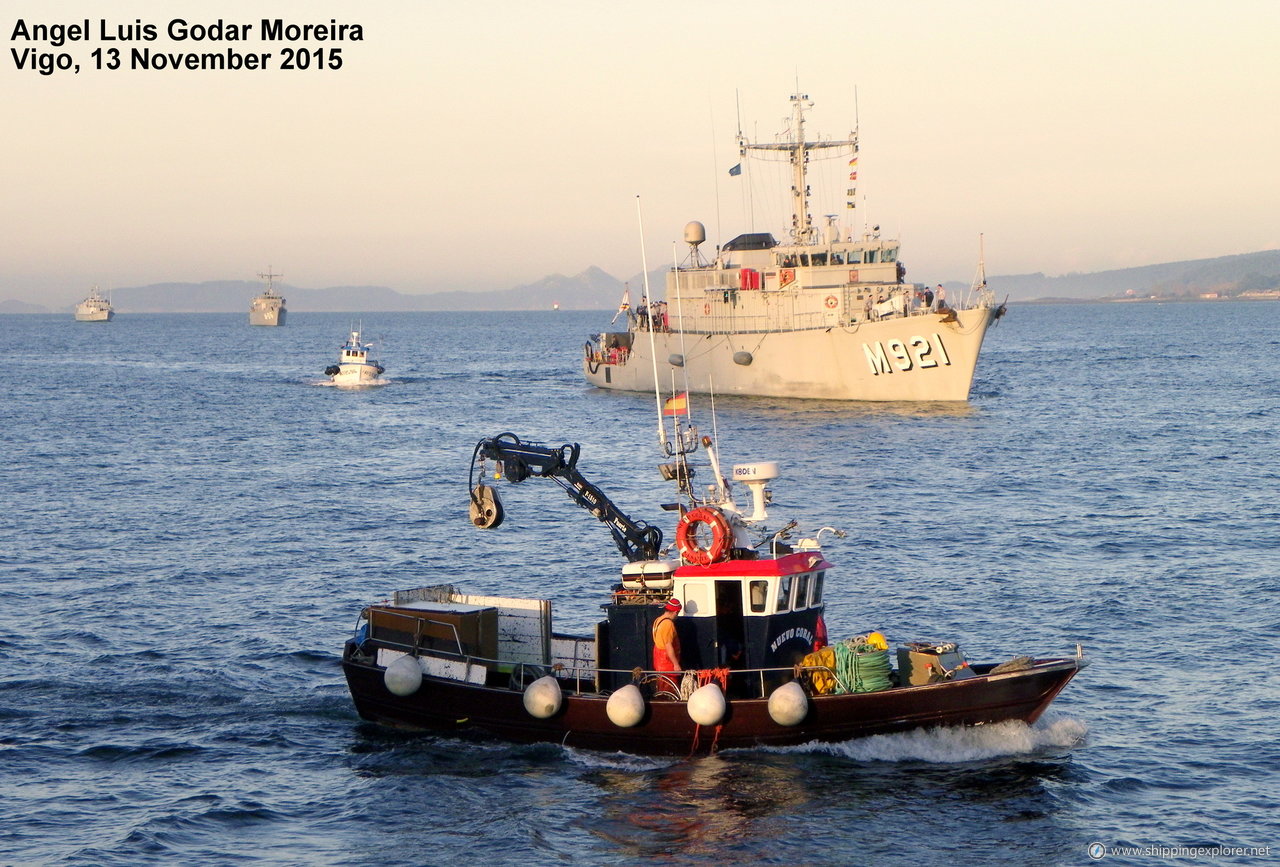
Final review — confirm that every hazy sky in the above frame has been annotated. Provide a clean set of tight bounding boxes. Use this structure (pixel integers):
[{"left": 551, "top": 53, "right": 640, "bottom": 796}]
[{"left": 5, "top": 0, "right": 1279, "bottom": 306}]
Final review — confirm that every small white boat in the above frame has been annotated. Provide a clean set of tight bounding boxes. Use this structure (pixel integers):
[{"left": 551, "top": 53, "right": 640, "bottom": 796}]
[
  {"left": 74, "top": 287, "right": 113, "bottom": 322},
  {"left": 324, "top": 329, "right": 384, "bottom": 386}
]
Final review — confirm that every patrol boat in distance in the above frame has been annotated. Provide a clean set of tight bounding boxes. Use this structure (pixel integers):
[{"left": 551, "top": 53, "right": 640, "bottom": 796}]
[
  {"left": 249, "top": 267, "right": 287, "bottom": 326},
  {"left": 584, "top": 92, "right": 1004, "bottom": 402},
  {"left": 74, "top": 286, "right": 113, "bottom": 322}
]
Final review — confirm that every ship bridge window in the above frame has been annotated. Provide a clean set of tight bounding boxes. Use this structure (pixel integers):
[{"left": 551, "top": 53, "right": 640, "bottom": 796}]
[
  {"left": 795, "top": 573, "right": 811, "bottom": 609},
  {"left": 831, "top": 252, "right": 844, "bottom": 265},
  {"left": 864, "top": 249, "right": 880, "bottom": 264},
  {"left": 883, "top": 247, "right": 898, "bottom": 262},
  {"left": 749, "top": 580, "right": 768, "bottom": 613},
  {"left": 776, "top": 574, "right": 794, "bottom": 613},
  {"left": 813, "top": 571, "right": 825, "bottom": 605}
]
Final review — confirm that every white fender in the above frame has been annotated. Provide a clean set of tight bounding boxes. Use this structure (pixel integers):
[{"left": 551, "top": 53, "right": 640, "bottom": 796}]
[
  {"left": 523, "top": 675, "right": 563, "bottom": 719},
  {"left": 606, "top": 683, "right": 646, "bottom": 728},
  {"left": 687, "top": 682, "right": 726, "bottom": 726},
  {"left": 384, "top": 655, "right": 422, "bottom": 697},
  {"left": 767, "top": 681, "right": 809, "bottom": 726}
]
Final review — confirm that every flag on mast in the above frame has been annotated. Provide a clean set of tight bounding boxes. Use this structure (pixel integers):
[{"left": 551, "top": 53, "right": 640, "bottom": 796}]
[
  {"left": 610, "top": 287, "right": 632, "bottom": 324},
  {"left": 662, "top": 392, "right": 689, "bottom": 416}
]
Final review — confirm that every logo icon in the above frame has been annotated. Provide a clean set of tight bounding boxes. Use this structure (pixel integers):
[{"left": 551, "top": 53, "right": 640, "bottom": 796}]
[{"left": 1088, "top": 842, "right": 1106, "bottom": 860}]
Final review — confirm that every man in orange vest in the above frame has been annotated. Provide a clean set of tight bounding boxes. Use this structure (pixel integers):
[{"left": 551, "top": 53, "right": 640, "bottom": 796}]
[{"left": 652, "top": 598, "right": 683, "bottom": 690}]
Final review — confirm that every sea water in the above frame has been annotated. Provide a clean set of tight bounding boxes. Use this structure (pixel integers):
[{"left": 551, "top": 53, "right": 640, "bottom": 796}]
[{"left": 1, "top": 304, "right": 1277, "bottom": 865}]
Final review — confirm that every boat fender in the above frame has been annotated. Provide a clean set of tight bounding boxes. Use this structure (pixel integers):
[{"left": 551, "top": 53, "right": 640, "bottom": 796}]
[
  {"left": 606, "top": 683, "right": 646, "bottom": 728},
  {"left": 732, "top": 351, "right": 753, "bottom": 366},
  {"left": 523, "top": 675, "right": 562, "bottom": 719},
  {"left": 668, "top": 353, "right": 685, "bottom": 368},
  {"left": 767, "top": 681, "right": 809, "bottom": 726},
  {"left": 686, "top": 682, "right": 726, "bottom": 726},
  {"left": 384, "top": 655, "right": 423, "bottom": 697},
  {"left": 675, "top": 507, "right": 731, "bottom": 565}
]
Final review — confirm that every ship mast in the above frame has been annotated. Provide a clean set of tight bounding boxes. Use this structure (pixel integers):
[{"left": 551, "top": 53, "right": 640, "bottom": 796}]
[
  {"left": 257, "top": 266, "right": 282, "bottom": 296},
  {"left": 738, "top": 93, "right": 858, "bottom": 245}
]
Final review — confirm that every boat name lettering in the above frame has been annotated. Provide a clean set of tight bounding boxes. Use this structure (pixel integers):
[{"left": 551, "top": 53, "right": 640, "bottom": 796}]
[
  {"left": 769, "top": 627, "right": 814, "bottom": 653},
  {"left": 862, "top": 333, "right": 952, "bottom": 375}
]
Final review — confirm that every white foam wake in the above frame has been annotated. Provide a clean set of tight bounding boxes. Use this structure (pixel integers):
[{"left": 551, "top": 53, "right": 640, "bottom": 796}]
[{"left": 782, "top": 714, "right": 1088, "bottom": 763}]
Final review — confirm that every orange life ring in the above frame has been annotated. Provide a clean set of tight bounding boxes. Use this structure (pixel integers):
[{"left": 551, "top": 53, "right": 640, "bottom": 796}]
[
  {"left": 824, "top": 295, "right": 838, "bottom": 309},
  {"left": 675, "top": 507, "right": 731, "bottom": 565}
]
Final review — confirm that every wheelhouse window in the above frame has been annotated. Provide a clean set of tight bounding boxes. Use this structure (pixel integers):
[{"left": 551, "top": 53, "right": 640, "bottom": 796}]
[
  {"left": 812, "top": 571, "right": 825, "bottom": 605},
  {"left": 776, "top": 575, "right": 793, "bottom": 613},
  {"left": 794, "top": 572, "right": 811, "bottom": 609},
  {"left": 749, "top": 580, "right": 768, "bottom": 613}
]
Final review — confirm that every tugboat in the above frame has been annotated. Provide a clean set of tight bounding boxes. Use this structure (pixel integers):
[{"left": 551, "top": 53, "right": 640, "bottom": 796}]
[
  {"left": 249, "top": 267, "right": 287, "bottom": 326},
  {"left": 584, "top": 91, "right": 1005, "bottom": 402},
  {"left": 324, "top": 328, "right": 384, "bottom": 386},
  {"left": 342, "top": 405, "right": 1084, "bottom": 756},
  {"left": 74, "top": 286, "right": 113, "bottom": 322}
]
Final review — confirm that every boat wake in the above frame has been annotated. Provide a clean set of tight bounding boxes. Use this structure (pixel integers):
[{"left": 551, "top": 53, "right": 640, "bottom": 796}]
[
  {"left": 312, "top": 378, "right": 392, "bottom": 388},
  {"left": 770, "top": 714, "right": 1088, "bottom": 764}
]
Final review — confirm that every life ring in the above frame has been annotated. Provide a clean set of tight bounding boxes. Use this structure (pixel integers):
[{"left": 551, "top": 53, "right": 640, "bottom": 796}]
[
  {"left": 824, "top": 295, "right": 838, "bottom": 309},
  {"left": 675, "top": 507, "right": 731, "bottom": 565}
]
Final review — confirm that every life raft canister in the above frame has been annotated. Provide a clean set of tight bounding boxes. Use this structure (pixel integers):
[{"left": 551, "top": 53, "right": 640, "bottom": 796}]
[{"left": 675, "top": 507, "right": 732, "bottom": 565}]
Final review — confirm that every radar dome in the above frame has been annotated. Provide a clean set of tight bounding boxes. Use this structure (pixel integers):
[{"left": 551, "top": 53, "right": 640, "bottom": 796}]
[{"left": 684, "top": 221, "right": 706, "bottom": 246}]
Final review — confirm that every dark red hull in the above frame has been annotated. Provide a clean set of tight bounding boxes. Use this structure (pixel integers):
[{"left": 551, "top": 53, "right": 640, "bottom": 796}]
[{"left": 342, "top": 652, "right": 1081, "bottom": 756}]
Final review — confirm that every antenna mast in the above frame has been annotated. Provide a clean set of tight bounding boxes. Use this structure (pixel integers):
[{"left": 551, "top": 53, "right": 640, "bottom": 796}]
[{"left": 738, "top": 93, "right": 857, "bottom": 245}]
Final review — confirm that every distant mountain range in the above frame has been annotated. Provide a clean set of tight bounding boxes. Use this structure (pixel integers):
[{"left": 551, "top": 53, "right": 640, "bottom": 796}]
[
  {"left": 986, "top": 249, "right": 1280, "bottom": 302},
  {"left": 4, "top": 250, "right": 1278, "bottom": 314}
]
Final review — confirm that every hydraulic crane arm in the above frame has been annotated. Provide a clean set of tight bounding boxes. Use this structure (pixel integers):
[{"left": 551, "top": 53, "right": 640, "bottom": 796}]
[{"left": 469, "top": 432, "right": 663, "bottom": 563}]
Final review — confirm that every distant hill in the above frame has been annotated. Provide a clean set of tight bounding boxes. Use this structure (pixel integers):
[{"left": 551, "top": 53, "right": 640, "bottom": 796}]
[
  {"left": 986, "top": 249, "right": 1280, "bottom": 301},
  {"left": 6, "top": 250, "right": 1279, "bottom": 313}
]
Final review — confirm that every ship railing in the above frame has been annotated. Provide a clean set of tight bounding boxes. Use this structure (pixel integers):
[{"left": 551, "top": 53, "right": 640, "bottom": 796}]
[
  {"left": 364, "top": 619, "right": 892, "bottom": 697},
  {"left": 670, "top": 309, "right": 832, "bottom": 335}
]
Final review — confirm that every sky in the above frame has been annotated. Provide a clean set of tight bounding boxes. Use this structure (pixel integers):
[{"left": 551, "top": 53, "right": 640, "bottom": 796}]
[{"left": 4, "top": 0, "right": 1279, "bottom": 307}]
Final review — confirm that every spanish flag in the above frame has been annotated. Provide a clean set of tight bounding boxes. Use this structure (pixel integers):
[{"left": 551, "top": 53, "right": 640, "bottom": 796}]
[{"left": 662, "top": 392, "right": 689, "bottom": 416}]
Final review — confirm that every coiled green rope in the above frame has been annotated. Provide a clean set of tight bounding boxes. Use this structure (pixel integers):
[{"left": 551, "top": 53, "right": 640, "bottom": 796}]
[{"left": 833, "top": 639, "right": 893, "bottom": 694}]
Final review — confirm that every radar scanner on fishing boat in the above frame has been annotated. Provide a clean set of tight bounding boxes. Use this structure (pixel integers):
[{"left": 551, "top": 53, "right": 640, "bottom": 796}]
[{"left": 732, "top": 461, "right": 778, "bottom": 522}]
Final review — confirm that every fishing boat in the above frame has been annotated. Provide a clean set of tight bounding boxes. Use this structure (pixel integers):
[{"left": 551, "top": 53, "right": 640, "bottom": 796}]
[
  {"left": 584, "top": 92, "right": 1005, "bottom": 402},
  {"left": 249, "top": 268, "right": 287, "bottom": 326},
  {"left": 324, "top": 329, "right": 384, "bottom": 386},
  {"left": 74, "top": 286, "right": 113, "bottom": 322},
  {"left": 342, "top": 409, "right": 1083, "bottom": 756}
]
